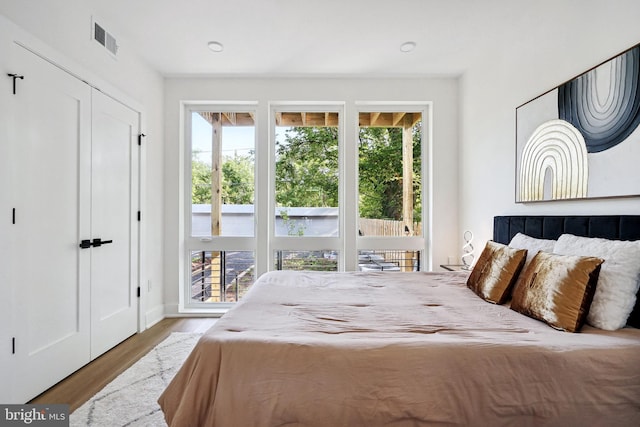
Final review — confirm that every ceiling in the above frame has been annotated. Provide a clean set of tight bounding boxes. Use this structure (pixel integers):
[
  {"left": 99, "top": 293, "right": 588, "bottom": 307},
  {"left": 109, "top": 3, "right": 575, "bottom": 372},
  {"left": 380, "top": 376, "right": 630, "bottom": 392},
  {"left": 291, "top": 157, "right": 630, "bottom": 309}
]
[{"left": 84, "top": 0, "right": 536, "bottom": 77}]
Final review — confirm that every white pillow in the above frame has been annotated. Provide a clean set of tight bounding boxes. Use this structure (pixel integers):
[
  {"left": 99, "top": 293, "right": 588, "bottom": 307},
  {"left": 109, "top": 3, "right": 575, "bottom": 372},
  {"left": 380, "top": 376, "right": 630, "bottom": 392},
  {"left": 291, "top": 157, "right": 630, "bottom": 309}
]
[
  {"left": 509, "top": 233, "right": 556, "bottom": 269},
  {"left": 554, "top": 234, "right": 640, "bottom": 330}
]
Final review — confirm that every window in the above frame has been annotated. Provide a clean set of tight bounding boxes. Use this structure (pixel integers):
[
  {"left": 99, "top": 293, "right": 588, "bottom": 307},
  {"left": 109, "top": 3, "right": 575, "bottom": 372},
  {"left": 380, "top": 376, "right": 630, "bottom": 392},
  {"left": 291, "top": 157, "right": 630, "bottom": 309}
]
[
  {"left": 356, "top": 109, "right": 426, "bottom": 272},
  {"left": 274, "top": 111, "right": 340, "bottom": 238},
  {"left": 184, "top": 107, "right": 257, "bottom": 310},
  {"left": 191, "top": 250, "right": 255, "bottom": 302},
  {"left": 181, "top": 102, "right": 430, "bottom": 311},
  {"left": 274, "top": 250, "right": 339, "bottom": 272},
  {"left": 358, "top": 111, "right": 422, "bottom": 237},
  {"left": 358, "top": 250, "right": 420, "bottom": 272},
  {"left": 269, "top": 105, "right": 344, "bottom": 272},
  {"left": 189, "top": 111, "right": 255, "bottom": 237}
]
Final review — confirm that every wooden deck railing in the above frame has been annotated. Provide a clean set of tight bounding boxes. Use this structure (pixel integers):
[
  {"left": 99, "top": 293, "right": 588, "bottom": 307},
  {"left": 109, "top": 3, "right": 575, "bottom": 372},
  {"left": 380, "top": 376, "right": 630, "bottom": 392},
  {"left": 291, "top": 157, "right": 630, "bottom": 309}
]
[
  {"left": 358, "top": 218, "right": 422, "bottom": 272},
  {"left": 191, "top": 219, "right": 423, "bottom": 302}
]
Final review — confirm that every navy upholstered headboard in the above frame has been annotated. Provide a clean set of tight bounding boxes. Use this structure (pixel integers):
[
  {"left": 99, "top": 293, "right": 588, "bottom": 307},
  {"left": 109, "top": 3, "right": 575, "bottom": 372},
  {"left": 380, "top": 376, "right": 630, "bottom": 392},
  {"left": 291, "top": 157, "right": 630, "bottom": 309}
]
[{"left": 493, "top": 215, "right": 640, "bottom": 328}]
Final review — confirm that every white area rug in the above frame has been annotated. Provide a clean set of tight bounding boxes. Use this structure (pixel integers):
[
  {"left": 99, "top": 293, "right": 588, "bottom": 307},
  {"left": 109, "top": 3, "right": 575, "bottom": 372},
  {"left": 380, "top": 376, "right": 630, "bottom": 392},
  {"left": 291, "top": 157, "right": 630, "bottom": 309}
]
[{"left": 70, "top": 332, "right": 201, "bottom": 427}]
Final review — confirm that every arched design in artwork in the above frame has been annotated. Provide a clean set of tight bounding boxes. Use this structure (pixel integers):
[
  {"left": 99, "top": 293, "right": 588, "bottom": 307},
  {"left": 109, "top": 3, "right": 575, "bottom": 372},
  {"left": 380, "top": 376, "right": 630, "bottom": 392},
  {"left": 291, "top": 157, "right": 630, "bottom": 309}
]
[
  {"left": 519, "top": 120, "right": 588, "bottom": 201},
  {"left": 558, "top": 45, "right": 640, "bottom": 153}
]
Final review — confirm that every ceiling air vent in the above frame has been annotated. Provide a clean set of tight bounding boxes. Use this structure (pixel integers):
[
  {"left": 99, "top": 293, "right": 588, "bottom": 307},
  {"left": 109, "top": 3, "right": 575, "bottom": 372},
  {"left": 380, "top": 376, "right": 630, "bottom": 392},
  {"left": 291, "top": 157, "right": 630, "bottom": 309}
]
[{"left": 93, "top": 20, "right": 118, "bottom": 56}]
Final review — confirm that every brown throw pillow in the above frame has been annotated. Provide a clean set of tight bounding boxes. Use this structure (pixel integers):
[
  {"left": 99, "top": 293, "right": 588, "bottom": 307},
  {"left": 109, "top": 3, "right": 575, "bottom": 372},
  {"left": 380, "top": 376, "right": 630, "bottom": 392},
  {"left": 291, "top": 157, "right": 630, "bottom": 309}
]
[
  {"left": 511, "top": 251, "right": 604, "bottom": 332},
  {"left": 467, "top": 241, "right": 527, "bottom": 304}
]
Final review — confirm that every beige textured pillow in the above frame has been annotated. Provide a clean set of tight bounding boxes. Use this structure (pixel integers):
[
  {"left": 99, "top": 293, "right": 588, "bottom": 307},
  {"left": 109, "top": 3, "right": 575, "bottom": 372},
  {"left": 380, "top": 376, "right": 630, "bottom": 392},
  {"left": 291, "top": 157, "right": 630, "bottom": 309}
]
[
  {"left": 467, "top": 241, "right": 527, "bottom": 304},
  {"left": 511, "top": 251, "right": 604, "bottom": 332}
]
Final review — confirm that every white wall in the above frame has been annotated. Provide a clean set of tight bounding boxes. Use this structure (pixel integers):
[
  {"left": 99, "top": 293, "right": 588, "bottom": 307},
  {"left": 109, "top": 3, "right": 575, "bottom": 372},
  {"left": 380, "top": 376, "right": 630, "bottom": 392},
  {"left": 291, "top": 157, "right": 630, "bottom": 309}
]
[
  {"left": 0, "top": 2, "right": 166, "bottom": 328},
  {"left": 163, "top": 77, "right": 459, "bottom": 314},
  {"left": 460, "top": 0, "right": 640, "bottom": 252},
  {"left": 6, "top": 0, "right": 638, "bottom": 321}
]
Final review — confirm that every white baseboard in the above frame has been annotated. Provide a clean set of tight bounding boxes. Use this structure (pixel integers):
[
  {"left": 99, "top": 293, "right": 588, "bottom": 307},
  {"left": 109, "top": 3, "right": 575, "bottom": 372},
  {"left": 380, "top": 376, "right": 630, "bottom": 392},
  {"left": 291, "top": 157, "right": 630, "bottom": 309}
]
[
  {"left": 163, "top": 303, "right": 227, "bottom": 318},
  {"left": 145, "top": 305, "right": 165, "bottom": 329}
]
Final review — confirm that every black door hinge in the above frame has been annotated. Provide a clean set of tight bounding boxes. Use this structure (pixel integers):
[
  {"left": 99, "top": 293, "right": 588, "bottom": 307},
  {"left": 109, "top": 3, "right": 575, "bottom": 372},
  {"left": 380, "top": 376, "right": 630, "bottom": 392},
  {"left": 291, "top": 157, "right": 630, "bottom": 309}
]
[
  {"left": 12, "top": 208, "right": 15, "bottom": 224},
  {"left": 137, "top": 211, "right": 141, "bottom": 221},
  {"left": 137, "top": 287, "right": 141, "bottom": 298},
  {"left": 12, "top": 337, "right": 15, "bottom": 354},
  {"left": 138, "top": 133, "right": 146, "bottom": 146},
  {"left": 7, "top": 73, "right": 24, "bottom": 95}
]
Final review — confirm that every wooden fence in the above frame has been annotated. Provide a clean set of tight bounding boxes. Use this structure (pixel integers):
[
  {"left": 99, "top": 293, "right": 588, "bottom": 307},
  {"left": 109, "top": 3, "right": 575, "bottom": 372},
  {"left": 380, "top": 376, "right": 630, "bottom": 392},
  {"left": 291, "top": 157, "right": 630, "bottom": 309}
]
[{"left": 358, "top": 218, "right": 422, "bottom": 237}]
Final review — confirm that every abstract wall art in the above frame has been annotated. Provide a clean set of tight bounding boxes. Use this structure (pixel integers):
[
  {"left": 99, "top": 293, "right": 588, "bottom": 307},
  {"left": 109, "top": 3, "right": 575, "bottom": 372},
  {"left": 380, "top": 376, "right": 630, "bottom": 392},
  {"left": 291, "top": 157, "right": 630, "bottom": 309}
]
[{"left": 516, "top": 43, "right": 640, "bottom": 202}]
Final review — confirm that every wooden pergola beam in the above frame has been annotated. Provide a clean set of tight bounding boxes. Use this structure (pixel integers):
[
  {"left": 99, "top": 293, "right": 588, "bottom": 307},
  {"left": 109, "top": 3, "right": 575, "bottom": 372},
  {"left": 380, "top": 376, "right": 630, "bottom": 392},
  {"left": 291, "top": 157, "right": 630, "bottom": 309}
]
[
  {"left": 199, "top": 112, "right": 254, "bottom": 127},
  {"left": 222, "top": 112, "right": 237, "bottom": 126},
  {"left": 197, "top": 111, "right": 421, "bottom": 128},
  {"left": 210, "top": 116, "right": 222, "bottom": 237},
  {"left": 402, "top": 115, "right": 414, "bottom": 233}
]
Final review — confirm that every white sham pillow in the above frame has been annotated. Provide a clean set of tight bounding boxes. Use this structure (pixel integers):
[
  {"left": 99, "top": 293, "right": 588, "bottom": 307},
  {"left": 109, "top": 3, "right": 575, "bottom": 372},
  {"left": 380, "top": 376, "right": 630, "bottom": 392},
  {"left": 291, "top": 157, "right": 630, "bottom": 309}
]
[
  {"left": 509, "top": 233, "right": 556, "bottom": 269},
  {"left": 554, "top": 234, "right": 640, "bottom": 330}
]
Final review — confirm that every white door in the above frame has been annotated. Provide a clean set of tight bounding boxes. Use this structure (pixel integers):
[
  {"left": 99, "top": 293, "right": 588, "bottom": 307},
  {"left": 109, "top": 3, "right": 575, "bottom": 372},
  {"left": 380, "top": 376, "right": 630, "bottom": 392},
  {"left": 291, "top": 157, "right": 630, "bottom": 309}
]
[
  {"left": 9, "top": 46, "right": 140, "bottom": 403},
  {"left": 0, "top": 29, "right": 18, "bottom": 404},
  {"left": 90, "top": 90, "right": 139, "bottom": 358},
  {"left": 11, "top": 45, "right": 92, "bottom": 403}
]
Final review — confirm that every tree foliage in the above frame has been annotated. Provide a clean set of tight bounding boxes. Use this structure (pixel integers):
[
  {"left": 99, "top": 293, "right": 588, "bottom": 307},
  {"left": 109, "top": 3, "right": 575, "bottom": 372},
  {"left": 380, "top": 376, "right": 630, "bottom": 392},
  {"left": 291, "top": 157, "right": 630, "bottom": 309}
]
[
  {"left": 191, "top": 151, "right": 254, "bottom": 205},
  {"left": 221, "top": 154, "right": 254, "bottom": 204},
  {"left": 358, "top": 126, "right": 422, "bottom": 220},
  {"left": 192, "top": 125, "right": 422, "bottom": 223},
  {"left": 191, "top": 152, "right": 212, "bottom": 204},
  {"left": 275, "top": 127, "right": 339, "bottom": 207}
]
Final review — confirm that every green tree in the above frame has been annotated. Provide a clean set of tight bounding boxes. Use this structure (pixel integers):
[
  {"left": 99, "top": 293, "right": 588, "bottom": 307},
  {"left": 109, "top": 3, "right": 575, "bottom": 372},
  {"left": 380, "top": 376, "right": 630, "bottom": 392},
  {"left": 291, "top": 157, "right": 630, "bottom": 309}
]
[
  {"left": 358, "top": 125, "right": 422, "bottom": 221},
  {"left": 274, "top": 125, "right": 421, "bottom": 220},
  {"left": 275, "top": 127, "right": 339, "bottom": 207},
  {"left": 191, "top": 151, "right": 255, "bottom": 205},
  {"left": 192, "top": 151, "right": 211, "bottom": 204},
  {"left": 222, "top": 154, "right": 254, "bottom": 204},
  {"left": 193, "top": 124, "right": 421, "bottom": 224}
]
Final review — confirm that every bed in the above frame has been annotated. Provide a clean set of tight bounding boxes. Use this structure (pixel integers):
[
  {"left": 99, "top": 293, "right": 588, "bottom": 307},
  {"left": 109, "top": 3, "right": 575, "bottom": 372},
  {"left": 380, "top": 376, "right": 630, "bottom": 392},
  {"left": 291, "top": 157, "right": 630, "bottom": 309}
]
[{"left": 159, "top": 215, "right": 640, "bottom": 426}]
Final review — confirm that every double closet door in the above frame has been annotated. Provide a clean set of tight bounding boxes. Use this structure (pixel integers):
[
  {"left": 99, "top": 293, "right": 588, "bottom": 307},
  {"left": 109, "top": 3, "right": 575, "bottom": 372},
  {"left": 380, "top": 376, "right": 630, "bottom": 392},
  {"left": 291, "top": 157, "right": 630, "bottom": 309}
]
[{"left": 8, "top": 45, "right": 140, "bottom": 403}]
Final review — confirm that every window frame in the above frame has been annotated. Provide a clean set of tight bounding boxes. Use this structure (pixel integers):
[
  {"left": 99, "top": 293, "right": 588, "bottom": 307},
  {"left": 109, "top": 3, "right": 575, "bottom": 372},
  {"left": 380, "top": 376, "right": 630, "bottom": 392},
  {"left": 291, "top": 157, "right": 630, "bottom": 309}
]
[
  {"left": 267, "top": 102, "right": 346, "bottom": 270},
  {"left": 180, "top": 102, "right": 258, "bottom": 312},
  {"left": 178, "top": 100, "right": 432, "bottom": 313},
  {"left": 353, "top": 102, "right": 432, "bottom": 271}
]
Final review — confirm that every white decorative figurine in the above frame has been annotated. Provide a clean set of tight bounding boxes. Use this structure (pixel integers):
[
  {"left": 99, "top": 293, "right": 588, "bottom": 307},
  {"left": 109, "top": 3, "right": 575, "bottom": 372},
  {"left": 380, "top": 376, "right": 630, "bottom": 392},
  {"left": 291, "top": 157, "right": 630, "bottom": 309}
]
[{"left": 461, "top": 230, "right": 474, "bottom": 270}]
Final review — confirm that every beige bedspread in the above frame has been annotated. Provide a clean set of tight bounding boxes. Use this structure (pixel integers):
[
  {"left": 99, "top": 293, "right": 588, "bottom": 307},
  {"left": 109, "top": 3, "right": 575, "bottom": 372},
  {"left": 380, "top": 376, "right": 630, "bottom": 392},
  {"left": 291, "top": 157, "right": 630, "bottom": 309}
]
[{"left": 159, "top": 271, "right": 640, "bottom": 426}]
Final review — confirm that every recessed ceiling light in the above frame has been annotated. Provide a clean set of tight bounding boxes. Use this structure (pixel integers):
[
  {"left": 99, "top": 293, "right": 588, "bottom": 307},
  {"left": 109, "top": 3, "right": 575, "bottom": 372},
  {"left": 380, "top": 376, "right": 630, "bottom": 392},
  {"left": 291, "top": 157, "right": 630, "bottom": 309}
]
[
  {"left": 400, "top": 41, "right": 416, "bottom": 53},
  {"left": 207, "top": 41, "right": 224, "bottom": 53}
]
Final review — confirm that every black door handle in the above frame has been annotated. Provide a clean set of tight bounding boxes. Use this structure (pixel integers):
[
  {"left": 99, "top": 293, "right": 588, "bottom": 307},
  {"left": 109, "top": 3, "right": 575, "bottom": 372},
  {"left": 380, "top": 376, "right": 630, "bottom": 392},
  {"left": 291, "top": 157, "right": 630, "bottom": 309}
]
[
  {"left": 92, "top": 238, "right": 113, "bottom": 247},
  {"left": 79, "top": 238, "right": 113, "bottom": 248}
]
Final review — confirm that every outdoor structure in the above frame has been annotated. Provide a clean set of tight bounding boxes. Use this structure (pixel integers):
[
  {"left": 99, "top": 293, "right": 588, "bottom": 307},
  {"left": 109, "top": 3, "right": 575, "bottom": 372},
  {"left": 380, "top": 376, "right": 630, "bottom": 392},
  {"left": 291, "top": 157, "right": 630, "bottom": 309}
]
[
  {"left": 192, "top": 205, "right": 339, "bottom": 237},
  {"left": 197, "top": 111, "right": 422, "bottom": 237}
]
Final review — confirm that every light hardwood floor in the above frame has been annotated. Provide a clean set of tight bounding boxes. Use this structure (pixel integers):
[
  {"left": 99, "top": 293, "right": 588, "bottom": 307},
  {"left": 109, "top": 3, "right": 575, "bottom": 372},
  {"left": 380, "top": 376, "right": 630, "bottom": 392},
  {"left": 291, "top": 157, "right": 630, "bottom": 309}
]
[{"left": 28, "top": 317, "right": 217, "bottom": 412}]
